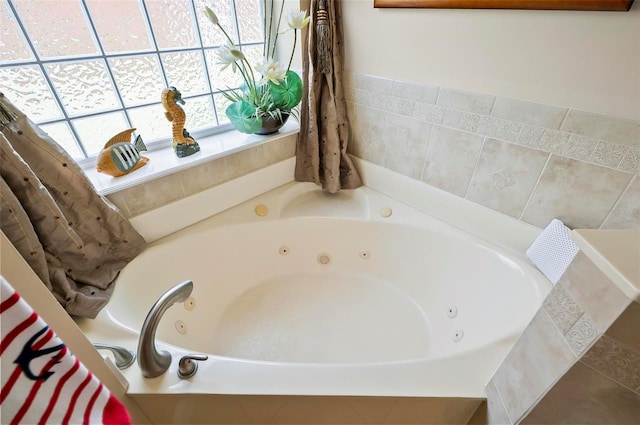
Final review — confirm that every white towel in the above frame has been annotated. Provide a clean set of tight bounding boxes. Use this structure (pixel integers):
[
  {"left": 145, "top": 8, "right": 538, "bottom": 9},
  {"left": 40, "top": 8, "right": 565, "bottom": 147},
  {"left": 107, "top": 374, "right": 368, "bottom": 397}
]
[
  {"left": 0, "top": 276, "right": 130, "bottom": 425},
  {"left": 526, "top": 219, "right": 580, "bottom": 284}
]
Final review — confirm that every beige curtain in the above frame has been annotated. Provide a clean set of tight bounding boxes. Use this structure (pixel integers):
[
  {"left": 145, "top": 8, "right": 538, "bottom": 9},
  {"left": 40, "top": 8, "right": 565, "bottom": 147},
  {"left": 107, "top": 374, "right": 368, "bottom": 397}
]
[
  {"left": 0, "top": 94, "right": 146, "bottom": 319},
  {"left": 294, "top": 0, "right": 362, "bottom": 193}
]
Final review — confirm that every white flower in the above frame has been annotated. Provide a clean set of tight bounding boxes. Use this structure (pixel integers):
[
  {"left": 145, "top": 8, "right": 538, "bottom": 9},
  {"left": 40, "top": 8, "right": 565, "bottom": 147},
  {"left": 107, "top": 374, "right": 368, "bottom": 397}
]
[
  {"left": 204, "top": 6, "right": 218, "bottom": 25},
  {"left": 285, "top": 9, "right": 310, "bottom": 31},
  {"left": 217, "top": 41, "right": 244, "bottom": 72},
  {"left": 255, "top": 58, "right": 286, "bottom": 85}
]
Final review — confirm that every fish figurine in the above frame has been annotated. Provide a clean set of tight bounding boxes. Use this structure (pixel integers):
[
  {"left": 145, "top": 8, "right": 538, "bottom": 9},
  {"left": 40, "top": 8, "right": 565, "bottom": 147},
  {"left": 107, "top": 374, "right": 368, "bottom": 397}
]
[{"left": 96, "top": 128, "right": 149, "bottom": 177}]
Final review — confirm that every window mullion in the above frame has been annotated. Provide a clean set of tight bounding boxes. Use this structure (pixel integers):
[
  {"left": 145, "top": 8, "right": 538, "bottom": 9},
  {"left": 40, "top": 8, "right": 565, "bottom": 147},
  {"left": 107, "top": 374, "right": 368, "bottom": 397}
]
[{"left": 78, "top": 0, "right": 132, "bottom": 133}]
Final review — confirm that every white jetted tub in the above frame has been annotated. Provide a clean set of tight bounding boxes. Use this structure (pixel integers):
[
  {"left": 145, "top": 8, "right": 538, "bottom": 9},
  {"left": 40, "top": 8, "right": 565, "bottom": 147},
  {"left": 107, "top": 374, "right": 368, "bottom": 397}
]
[
  {"left": 78, "top": 167, "right": 551, "bottom": 410},
  {"left": 78, "top": 163, "right": 551, "bottom": 423}
]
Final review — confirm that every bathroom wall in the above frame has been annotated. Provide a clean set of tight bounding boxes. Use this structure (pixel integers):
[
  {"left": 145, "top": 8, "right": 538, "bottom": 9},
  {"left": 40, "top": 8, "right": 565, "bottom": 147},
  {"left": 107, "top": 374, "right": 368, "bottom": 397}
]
[
  {"left": 340, "top": 1, "right": 639, "bottom": 231},
  {"left": 343, "top": 72, "right": 639, "bottom": 230},
  {"left": 342, "top": 1, "right": 640, "bottom": 122}
]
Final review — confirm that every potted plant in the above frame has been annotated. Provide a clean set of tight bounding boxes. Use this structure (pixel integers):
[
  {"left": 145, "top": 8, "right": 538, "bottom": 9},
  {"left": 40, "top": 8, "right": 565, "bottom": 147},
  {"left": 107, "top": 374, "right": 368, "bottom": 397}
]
[{"left": 204, "top": 2, "right": 309, "bottom": 135}]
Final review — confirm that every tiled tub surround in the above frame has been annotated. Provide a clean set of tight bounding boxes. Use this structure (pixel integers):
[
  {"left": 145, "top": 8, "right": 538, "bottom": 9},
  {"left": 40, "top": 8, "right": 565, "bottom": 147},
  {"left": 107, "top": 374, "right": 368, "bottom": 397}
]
[
  {"left": 485, "top": 242, "right": 640, "bottom": 424},
  {"left": 344, "top": 72, "right": 640, "bottom": 230},
  {"left": 104, "top": 132, "right": 297, "bottom": 217}
]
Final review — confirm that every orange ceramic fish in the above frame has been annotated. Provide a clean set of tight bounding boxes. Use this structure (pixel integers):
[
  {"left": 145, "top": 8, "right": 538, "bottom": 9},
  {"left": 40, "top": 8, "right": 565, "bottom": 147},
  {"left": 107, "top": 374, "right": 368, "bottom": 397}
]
[{"left": 96, "top": 128, "right": 149, "bottom": 177}]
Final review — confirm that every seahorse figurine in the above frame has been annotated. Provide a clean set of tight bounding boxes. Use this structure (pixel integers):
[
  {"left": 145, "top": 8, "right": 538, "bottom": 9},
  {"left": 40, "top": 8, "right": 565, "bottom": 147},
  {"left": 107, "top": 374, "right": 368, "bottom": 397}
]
[{"left": 161, "top": 86, "right": 200, "bottom": 158}]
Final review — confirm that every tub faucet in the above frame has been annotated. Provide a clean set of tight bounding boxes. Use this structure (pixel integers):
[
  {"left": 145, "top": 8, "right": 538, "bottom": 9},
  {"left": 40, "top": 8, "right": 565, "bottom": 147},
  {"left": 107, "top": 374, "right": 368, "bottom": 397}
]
[
  {"left": 93, "top": 343, "right": 135, "bottom": 369},
  {"left": 137, "top": 280, "right": 193, "bottom": 378}
]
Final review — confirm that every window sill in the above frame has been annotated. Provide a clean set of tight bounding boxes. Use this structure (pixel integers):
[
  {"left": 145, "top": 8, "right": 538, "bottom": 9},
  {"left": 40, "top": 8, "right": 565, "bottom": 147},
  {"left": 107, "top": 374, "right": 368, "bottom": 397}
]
[{"left": 83, "top": 120, "right": 300, "bottom": 196}]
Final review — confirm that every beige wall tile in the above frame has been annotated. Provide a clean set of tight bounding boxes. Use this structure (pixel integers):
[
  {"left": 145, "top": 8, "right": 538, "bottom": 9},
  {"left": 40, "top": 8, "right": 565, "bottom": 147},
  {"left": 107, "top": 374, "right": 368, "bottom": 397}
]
[
  {"left": 559, "top": 252, "right": 631, "bottom": 333},
  {"left": 491, "top": 309, "right": 576, "bottom": 423},
  {"left": 515, "top": 124, "right": 545, "bottom": 149},
  {"left": 224, "top": 144, "right": 267, "bottom": 181},
  {"left": 562, "top": 134, "right": 599, "bottom": 161},
  {"left": 542, "top": 283, "right": 584, "bottom": 334},
  {"left": 349, "top": 105, "right": 388, "bottom": 166},
  {"left": 485, "top": 379, "right": 512, "bottom": 425},
  {"left": 177, "top": 158, "right": 228, "bottom": 197},
  {"left": 592, "top": 142, "right": 629, "bottom": 168},
  {"left": 392, "top": 80, "right": 439, "bottom": 104},
  {"left": 560, "top": 110, "right": 640, "bottom": 146},
  {"left": 564, "top": 313, "right": 598, "bottom": 356},
  {"left": 522, "top": 362, "right": 640, "bottom": 424},
  {"left": 491, "top": 97, "right": 567, "bottom": 130},
  {"left": 521, "top": 155, "right": 633, "bottom": 229},
  {"left": 263, "top": 134, "right": 297, "bottom": 165},
  {"left": 118, "top": 173, "right": 185, "bottom": 216},
  {"left": 413, "top": 102, "right": 445, "bottom": 124},
  {"left": 105, "top": 192, "right": 131, "bottom": 218},
  {"left": 382, "top": 114, "right": 432, "bottom": 179},
  {"left": 619, "top": 146, "right": 640, "bottom": 173},
  {"left": 421, "top": 125, "right": 483, "bottom": 197},
  {"left": 495, "top": 120, "right": 522, "bottom": 143},
  {"left": 348, "top": 73, "right": 394, "bottom": 94},
  {"left": 601, "top": 176, "right": 640, "bottom": 229},
  {"left": 582, "top": 335, "right": 640, "bottom": 394},
  {"left": 466, "top": 138, "right": 548, "bottom": 218},
  {"left": 605, "top": 302, "right": 640, "bottom": 353},
  {"left": 436, "top": 88, "right": 495, "bottom": 115},
  {"left": 539, "top": 129, "right": 571, "bottom": 154}
]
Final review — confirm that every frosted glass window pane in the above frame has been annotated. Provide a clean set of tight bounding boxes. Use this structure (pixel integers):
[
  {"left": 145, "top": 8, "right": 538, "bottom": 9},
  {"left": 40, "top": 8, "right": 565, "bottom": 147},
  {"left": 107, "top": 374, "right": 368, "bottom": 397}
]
[
  {"left": 214, "top": 93, "right": 232, "bottom": 125},
  {"left": 194, "top": 0, "right": 238, "bottom": 47},
  {"left": 12, "top": 0, "right": 98, "bottom": 59},
  {"left": 109, "top": 55, "right": 165, "bottom": 106},
  {"left": 0, "top": 66, "right": 62, "bottom": 122},
  {"left": 85, "top": 0, "right": 152, "bottom": 53},
  {"left": 236, "top": 0, "right": 262, "bottom": 44},
  {"left": 72, "top": 112, "right": 129, "bottom": 157},
  {"left": 146, "top": 0, "right": 197, "bottom": 50},
  {"left": 39, "top": 122, "right": 84, "bottom": 159},
  {"left": 128, "top": 104, "right": 169, "bottom": 142},
  {"left": 162, "top": 51, "right": 208, "bottom": 96},
  {"left": 46, "top": 60, "right": 120, "bottom": 116},
  {"left": 1, "top": 0, "right": 33, "bottom": 62},
  {"left": 242, "top": 45, "right": 263, "bottom": 68},
  {"left": 183, "top": 96, "right": 215, "bottom": 131},
  {"left": 205, "top": 49, "right": 242, "bottom": 91}
]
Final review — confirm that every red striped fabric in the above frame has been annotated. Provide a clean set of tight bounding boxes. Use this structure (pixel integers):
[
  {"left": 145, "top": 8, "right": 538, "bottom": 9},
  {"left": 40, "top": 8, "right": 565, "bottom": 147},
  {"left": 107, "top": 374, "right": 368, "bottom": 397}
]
[{"left": 0, "top": 276, "right": 130, "bottom": 425}]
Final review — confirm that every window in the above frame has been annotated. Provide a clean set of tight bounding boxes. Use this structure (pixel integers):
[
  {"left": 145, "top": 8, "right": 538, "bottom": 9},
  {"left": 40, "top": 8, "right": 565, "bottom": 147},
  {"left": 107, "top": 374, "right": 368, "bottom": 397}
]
[{"left": 0, "top": 0, "right": 265, "bottom": 163}]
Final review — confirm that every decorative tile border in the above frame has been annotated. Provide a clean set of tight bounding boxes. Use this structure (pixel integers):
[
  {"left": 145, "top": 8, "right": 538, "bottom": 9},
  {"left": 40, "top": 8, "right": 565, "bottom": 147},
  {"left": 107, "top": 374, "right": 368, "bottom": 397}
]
[
  {"left": 345, "top": 72, "right": 640, "bottom": 175},
  {"left": 565, "top": 314, "right": 598, "bottom": 356},
  {"left": 582, "top": 335, "right": 640, "bottom": 395},
  {"left": 543, "top": 283, "right": 584, "bottom": 334}
]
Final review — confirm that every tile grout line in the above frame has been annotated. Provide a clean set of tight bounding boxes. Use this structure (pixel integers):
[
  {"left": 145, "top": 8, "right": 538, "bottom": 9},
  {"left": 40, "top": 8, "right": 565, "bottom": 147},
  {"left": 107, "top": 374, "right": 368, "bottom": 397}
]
[
  {"left": 518, "top": 153, "right": 552, "bottom": 221},
  {"left": 462, "top": 136, "right": 487, "bottom": 199},
  {"left": 557, "top": 108, "right": 570, "bottom": 131},
  {"left": 598, "top": 175, "right": 635, "bottom": 229}
]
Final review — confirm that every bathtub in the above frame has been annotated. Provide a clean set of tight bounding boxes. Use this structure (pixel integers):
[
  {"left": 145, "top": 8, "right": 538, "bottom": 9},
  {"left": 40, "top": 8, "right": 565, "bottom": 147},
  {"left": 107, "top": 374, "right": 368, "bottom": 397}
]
[{"left": 77, "top": 158, "right": 552, "bottom": 423}]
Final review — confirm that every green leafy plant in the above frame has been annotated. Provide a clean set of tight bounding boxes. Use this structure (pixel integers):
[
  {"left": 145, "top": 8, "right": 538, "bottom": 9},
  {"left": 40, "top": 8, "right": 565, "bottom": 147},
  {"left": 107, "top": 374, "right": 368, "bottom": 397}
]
[{"left": 205, "top": 2, "right": 309, "bottom": 134}]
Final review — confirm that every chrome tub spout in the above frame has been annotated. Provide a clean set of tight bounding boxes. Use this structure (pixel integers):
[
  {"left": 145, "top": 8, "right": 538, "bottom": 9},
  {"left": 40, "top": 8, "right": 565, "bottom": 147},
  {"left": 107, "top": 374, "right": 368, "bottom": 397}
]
[
  {"left": 93, "top": 343, "right": 135, "bottom": 369},
  {"left": 137, "top": 280, "right": 193, "bottom": 378}
]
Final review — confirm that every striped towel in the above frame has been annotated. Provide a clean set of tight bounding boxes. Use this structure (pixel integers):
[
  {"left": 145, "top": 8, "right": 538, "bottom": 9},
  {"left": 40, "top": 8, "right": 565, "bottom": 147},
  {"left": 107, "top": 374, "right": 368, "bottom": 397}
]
[{"left": 0, "top": 276, "right": 130, "bottom": 425}]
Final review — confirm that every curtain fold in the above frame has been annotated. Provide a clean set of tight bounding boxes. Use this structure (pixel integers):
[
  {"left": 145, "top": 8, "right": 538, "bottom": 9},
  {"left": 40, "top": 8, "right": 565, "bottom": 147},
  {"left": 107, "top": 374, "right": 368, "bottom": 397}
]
[
  {"left": 294, "top": 0, "right": 362, "bottom": 194},
  {"left": 0, "top": 93, "right": 146, "bottom": 319}
]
